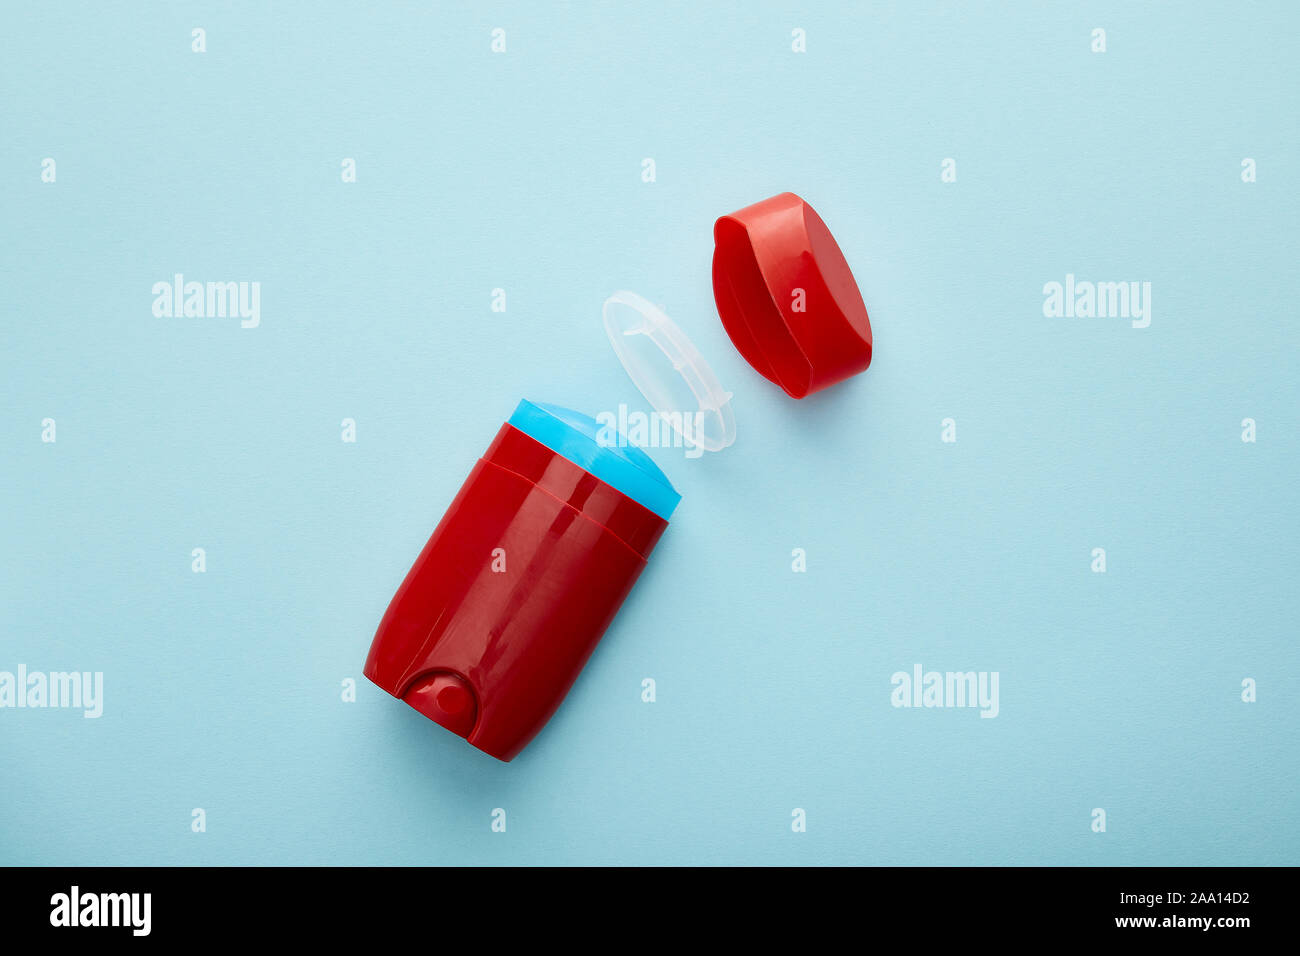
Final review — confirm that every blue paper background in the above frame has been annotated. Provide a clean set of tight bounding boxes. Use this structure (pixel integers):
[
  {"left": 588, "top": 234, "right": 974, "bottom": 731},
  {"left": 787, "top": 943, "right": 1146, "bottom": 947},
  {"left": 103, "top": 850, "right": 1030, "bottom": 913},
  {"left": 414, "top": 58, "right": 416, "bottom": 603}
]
[{"left": 2, "top": 2, "right": 1297, "bottom": 865}]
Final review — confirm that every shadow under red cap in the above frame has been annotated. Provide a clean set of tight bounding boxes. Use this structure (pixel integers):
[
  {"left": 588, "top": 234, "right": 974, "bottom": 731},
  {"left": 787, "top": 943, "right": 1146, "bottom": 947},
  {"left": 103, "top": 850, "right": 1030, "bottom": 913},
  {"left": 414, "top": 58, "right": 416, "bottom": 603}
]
[{"left": 712, "top": 192, "right": 873, "bottom": 399}]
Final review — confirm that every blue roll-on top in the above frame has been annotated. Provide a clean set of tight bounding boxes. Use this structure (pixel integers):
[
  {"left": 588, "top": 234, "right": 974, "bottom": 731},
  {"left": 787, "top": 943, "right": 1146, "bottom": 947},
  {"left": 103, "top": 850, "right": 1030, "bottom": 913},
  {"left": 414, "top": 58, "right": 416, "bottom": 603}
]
[{"left": 508, "top": 400, "right": 680, "bottom": 520}]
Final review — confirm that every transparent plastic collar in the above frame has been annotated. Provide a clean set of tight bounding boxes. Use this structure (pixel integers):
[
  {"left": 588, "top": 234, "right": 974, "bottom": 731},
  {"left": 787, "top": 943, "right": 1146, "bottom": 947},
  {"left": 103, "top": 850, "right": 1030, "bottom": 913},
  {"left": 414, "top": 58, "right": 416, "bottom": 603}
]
[{"left": 601, "top": 290, "right": 736, "bottom": 454}]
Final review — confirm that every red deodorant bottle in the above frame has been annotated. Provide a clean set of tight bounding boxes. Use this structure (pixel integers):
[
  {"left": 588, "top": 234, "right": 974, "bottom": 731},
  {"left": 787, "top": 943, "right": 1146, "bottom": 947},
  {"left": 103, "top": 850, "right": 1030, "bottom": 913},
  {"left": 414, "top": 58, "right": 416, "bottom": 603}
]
[{"left": 363, "top": 400, "right": 679, "bottom": 761}]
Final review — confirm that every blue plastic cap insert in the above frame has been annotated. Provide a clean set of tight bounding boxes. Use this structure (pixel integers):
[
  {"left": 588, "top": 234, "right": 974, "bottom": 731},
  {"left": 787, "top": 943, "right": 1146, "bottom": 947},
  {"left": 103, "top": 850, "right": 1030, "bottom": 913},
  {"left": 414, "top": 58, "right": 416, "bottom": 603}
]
[{"left": 507, "top": 400, "right": 680, "bottom": 520}]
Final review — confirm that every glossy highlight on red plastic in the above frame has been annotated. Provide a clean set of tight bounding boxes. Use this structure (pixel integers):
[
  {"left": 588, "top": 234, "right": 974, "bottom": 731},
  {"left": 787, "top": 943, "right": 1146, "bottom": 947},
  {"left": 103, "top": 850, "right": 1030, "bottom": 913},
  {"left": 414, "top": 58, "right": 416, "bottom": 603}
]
[
  {"left": 712, "top": 192, "right": 873, "bottom": 399},
  {"left": 363, "top": 422, "right": 668, "bottom": 761}
]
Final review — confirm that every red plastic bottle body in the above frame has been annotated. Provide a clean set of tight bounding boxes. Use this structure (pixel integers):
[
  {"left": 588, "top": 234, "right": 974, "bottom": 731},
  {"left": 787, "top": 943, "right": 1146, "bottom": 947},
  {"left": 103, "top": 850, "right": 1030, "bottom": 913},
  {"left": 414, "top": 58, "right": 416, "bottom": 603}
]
[{"left": 364, "top": 423, "right": 667, "bottom": 761}]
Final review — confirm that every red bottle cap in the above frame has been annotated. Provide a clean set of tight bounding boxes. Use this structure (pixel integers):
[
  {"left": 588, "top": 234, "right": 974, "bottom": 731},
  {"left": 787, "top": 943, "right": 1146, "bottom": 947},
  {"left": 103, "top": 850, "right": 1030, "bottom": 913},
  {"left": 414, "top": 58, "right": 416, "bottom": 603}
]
[{"left": 712, "top": 192, "right": 873, "bottom": 399}]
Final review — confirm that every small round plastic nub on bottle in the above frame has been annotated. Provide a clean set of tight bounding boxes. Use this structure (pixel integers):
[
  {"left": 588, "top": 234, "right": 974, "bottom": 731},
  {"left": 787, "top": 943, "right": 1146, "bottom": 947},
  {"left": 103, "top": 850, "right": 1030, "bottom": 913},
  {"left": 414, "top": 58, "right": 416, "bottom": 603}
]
[{"left": 712, "top": 192, "right": 873, "bottom": 399}]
